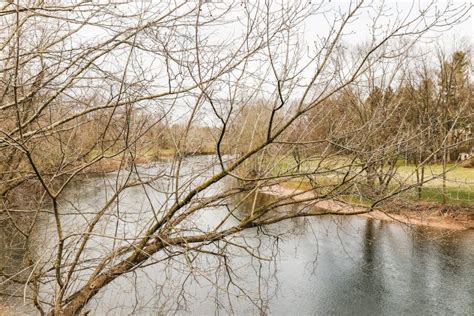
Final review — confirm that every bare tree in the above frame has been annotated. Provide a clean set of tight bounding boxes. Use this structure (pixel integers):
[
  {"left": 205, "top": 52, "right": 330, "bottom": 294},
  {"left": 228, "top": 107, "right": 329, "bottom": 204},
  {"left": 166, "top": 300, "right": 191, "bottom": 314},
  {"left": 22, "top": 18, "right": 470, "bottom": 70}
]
[{"left": 0, "top": 0, "right": 471, "bottom": 314}]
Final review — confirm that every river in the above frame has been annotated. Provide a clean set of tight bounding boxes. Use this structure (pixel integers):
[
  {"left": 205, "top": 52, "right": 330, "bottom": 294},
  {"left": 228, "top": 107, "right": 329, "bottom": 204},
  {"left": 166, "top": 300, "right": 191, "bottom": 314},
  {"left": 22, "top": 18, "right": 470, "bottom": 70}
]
[{"left": 1, "top": 156, "right": 473, "bottom": 315}]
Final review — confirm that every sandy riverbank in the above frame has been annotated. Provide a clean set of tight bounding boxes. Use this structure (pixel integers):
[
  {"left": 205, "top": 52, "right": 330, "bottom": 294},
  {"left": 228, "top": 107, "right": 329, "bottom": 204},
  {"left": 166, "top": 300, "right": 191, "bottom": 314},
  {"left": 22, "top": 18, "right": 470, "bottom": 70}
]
[{"left": 260, "top": 185, "right": 473, "bottom": 230}]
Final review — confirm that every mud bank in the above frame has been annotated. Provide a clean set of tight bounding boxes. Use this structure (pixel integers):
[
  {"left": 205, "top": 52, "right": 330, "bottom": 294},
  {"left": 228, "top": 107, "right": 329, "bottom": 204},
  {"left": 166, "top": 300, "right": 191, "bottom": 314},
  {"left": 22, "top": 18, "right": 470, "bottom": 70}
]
[{"left": 260, "top": 185, "right": 473, "bottom": 230}]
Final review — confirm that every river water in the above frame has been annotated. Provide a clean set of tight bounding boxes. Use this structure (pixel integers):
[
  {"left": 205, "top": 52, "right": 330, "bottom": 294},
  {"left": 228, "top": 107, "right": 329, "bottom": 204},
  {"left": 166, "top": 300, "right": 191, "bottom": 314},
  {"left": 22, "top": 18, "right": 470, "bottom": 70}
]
[{"left": 1, "top": 156, "right": 473, "bottom": 315}]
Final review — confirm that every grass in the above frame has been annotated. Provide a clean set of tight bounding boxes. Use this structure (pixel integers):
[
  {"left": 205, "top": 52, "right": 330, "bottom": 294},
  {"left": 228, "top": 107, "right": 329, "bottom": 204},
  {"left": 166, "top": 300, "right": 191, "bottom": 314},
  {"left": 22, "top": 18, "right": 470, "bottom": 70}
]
[
  {"left": 280, "top": 179, "right": 313, "bottom": 190},
  {"left": 273, "top": 154, "right": 474, "bottom": 205},
  {"left": 271, "top": 155, "right": 351, "bottom": 175},
  {"left": 156, "top": 147, "right": 177, "bottom": 157},
  {"left": 415, "top": 187, "right": 474, "bottom": 204},
  {"left": 395, "top": 163, "right": 474, "bottom": 188}
]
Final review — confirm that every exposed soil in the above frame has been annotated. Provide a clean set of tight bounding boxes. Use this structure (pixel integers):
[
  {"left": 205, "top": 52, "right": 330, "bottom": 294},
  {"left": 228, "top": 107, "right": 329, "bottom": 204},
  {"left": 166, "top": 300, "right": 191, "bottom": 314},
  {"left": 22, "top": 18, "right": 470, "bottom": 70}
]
[
  {"left": 261, "top": 185, "right": 474, "bottom": 230},
  {"left": 460, "top": 157, "right": 474, "bottom": 168}
]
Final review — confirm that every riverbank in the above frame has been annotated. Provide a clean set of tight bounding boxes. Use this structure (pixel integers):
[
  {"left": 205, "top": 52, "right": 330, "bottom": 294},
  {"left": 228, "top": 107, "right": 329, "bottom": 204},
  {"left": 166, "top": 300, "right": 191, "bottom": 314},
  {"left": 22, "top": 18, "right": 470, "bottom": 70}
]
[
  {"left": 82, "top": 150, "right": 217, "bottom": 174},
  {"left": 261, "top": 185, "right": 474, "bottom": 230}
]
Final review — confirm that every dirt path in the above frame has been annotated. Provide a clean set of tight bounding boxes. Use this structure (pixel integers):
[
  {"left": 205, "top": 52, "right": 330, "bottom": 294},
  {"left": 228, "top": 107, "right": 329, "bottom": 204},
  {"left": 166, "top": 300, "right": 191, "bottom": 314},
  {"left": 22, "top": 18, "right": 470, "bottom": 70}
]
[{"left": 260, "top": 185, "right": 473, "bottom": 230}]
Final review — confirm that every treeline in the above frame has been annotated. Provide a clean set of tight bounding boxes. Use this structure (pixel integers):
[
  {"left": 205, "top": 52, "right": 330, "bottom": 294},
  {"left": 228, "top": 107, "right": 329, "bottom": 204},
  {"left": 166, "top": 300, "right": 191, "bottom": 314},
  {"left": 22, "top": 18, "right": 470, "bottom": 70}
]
[
  {"left": 285, "top": 49, "right": 472, "bottom": 163},
  {"left": 223, "top": 48, "right": 472, "bottom": 198},
  {"left": 0, "top": 45, "right": 471, "bottom": 208}
]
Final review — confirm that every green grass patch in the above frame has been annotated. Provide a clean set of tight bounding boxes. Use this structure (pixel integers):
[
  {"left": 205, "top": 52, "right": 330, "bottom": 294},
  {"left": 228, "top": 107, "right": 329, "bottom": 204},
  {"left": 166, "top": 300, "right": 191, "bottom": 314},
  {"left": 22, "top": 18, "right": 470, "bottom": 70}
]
[
  {"left": 340, "top": 194, "right": 374, "bottom": 206},
  {"left": 396, "top": 164, "right": 474, "bottom": 188},
  {"left": 280, "top": 179, "right": 313, "bottom": 191},
  {"left": 415, "top": 187, "right": 474, "bottom": 204},
  {"left": 273, "top": 154, "right": 474, "bottom": 189}
]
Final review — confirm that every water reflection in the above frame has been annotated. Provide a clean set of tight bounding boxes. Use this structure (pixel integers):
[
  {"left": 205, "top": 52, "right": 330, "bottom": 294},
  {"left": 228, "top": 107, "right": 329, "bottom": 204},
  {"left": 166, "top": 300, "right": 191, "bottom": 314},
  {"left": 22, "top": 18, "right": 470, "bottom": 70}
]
[
  {"left": 1, "top": 169, "right": 473, "bottom": 315},
  {"left": 0, "top": 217, "right": 32, "bottom": 312}
]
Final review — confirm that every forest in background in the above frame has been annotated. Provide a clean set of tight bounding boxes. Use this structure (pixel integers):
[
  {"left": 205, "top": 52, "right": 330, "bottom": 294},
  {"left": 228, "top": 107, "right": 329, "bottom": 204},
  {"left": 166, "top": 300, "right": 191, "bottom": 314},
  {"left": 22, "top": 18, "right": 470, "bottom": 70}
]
[{"left": 0, "top": 1, "right": 472, "bottom": 314}]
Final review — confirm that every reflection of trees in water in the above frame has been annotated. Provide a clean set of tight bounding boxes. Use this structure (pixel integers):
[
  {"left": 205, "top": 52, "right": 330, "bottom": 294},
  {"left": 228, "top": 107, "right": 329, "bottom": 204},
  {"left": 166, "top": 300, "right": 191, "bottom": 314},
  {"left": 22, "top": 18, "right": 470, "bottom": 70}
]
[
  {"left": 232, "top": 190, "right": 309, "bottom": 235},
  {"left": 363, "top": 218, "right": 376, "bottom": 266},
  {"left": 345, "top": 218, "right": 387, "bottom": 313},
  {"left": 0, "top": 217, "right": 31, "bottom": 312},
  {"left": 0, "top": 219, "right": 28, "bottom": 277},
  {"left": 411, "top": 226, "right": 463, "bottom": 278},
  {"left": 0, "top": 213, "right": 44, "bottom": 308},
  {"left": 428, "top": 229, "right": 462, "bottom": 276},
  {"left": 224, "top": 191, "right": 315, "bottom": 312},
  {"left": 361, "top": 218, "right": 384, "bottom": 276},
  {"left": 408, "top": 226, "right": 467, "bottom": 311},
  {"left": 361, "top": 218, "right": 386, "bottom": 269}
]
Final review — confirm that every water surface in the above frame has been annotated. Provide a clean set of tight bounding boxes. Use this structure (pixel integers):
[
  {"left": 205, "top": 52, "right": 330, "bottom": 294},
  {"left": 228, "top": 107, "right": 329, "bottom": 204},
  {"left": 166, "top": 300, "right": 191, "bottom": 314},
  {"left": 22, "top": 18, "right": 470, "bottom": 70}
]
[{"left": 1, "top": 157, "right": 473, "bottom": 315}]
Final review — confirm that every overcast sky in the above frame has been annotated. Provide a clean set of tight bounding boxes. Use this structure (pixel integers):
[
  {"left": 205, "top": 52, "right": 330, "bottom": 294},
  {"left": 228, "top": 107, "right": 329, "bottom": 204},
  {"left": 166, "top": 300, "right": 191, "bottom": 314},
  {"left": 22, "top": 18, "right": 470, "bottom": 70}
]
[{"left": 66, "top": 0, "right": 472, "bottom": 124}]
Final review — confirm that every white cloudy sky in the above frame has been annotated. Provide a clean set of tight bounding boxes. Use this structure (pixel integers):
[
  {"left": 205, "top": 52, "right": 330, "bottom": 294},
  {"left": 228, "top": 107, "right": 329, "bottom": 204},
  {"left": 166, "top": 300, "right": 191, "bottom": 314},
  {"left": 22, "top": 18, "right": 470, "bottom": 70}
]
[{"left": 49, "top": 0, "right": 472, "bottom": 123}]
